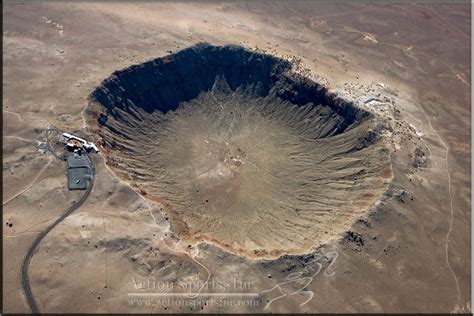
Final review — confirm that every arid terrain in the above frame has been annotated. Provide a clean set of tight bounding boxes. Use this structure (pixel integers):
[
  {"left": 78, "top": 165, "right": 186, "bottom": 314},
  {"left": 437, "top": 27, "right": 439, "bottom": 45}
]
[{"left": 3, "top": 3, "right": 471, "bottom": 313}]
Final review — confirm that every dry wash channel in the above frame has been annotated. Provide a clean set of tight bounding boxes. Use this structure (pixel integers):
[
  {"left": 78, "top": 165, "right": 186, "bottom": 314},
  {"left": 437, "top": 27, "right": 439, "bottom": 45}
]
[{"left": 86, "top": 43, "right": 392, "bottom": 259}]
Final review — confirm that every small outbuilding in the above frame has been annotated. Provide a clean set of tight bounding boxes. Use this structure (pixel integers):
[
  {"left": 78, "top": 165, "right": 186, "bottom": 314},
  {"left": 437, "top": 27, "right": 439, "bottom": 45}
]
[{"left": 67, "top": 154, "right": 92, "bottom": 190}]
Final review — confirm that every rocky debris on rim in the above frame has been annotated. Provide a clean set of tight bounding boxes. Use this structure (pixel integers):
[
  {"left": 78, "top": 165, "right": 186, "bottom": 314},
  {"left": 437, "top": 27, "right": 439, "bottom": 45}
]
[
  {"left": 412, "top": 146, "right": 430, "bottom": 169},
  {"left": 343, "top": 230, "right": 364, "bottom": 246}
]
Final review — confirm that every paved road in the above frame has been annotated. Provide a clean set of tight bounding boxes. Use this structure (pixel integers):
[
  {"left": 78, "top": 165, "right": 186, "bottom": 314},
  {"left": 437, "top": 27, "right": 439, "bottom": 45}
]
[{"left": 21, "top": 152, "right": 94, "bottom": 313}]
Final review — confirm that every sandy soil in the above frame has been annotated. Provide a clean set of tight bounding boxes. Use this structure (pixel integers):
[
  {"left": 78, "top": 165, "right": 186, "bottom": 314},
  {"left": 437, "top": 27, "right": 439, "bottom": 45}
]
[{"left": 3, "top": 3, "right": 470, "bottom": 313}]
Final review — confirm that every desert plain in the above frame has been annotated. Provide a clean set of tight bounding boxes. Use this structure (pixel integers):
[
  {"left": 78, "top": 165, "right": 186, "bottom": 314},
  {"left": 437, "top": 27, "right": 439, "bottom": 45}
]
[{"left": 2, "top": 2, "right": 471, "bottom": 313}]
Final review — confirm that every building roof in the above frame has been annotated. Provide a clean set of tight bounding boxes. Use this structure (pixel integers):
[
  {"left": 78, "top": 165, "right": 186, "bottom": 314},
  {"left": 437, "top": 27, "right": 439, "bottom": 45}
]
[
  {"left": 63, "top": 132, "right": 87, "bottom": 144},
  {"left": 62, "top": 133, "right": 99, "bottom": 153},
  {"left": 67, "top": 139, "right": 83, "bottom": 146}
]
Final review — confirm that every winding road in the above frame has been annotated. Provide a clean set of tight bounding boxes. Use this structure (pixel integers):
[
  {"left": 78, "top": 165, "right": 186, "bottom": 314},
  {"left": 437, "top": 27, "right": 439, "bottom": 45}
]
[{"left": 21, "top": 152, "right": 95, "bottom": 313}]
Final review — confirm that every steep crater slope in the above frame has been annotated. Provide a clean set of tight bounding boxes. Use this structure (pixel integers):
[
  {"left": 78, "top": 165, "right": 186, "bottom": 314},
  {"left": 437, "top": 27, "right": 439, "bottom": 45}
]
[{"left": 86, "top": 43, "right": 392, "bottom": 259}]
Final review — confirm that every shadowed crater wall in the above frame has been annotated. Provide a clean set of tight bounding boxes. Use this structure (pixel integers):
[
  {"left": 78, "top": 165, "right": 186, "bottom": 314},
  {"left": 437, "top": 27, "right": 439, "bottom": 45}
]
[{"left": 86, "top": 43, "right": 392, "bottom": 259}]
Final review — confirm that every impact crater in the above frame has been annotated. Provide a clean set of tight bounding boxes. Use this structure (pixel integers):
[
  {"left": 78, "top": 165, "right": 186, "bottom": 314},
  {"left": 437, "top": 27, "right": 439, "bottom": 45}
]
[{"left": 86, "top": 43, "right": 392, "bottom": 259}]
